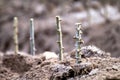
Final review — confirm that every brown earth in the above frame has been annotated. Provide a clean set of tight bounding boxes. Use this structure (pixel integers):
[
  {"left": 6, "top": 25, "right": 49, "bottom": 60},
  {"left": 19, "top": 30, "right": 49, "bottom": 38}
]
[
  {"left": 0, "top": 0, "right": 120, "bottom": 57},
  {"left": 0, "top": 47, "right": 120, "bottom": 80},
  {"left": 0, "top": 0, "right": 120, "bottom": 80}
]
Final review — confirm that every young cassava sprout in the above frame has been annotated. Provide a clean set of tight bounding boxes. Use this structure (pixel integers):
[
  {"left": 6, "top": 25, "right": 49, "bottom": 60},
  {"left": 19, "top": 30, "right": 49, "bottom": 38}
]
[
  {"left": 30, "top": 18, "right": 36, "bottom": 56},
  {"left": 74, "top": 23, "right": 84, "bottom": 64},
  {"left": 56, "top": 16, "right": 64, "bottom": 61},
  {"left": 13, "top": 17, "right": 19, "bottom": 54}
]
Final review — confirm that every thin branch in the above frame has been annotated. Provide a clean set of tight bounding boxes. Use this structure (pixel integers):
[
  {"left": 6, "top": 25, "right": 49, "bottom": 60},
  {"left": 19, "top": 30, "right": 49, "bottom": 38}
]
[
  {"left": 56, "top": 16, "right": 64, "bottom": 61},
  {"left": 13, "top": 17, "right": 19, "bottom": 54},
  {"left": 30, "top": 18, "right": 36, "bottom": 56},
  {"left": 74, "top": 23, "right": 84, "bottom": 64}
]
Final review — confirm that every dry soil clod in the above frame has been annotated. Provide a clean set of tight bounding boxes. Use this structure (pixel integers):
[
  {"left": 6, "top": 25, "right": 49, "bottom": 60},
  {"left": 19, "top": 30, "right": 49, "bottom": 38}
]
[{"left": 50, "top": 62, "right": 97, "bottom": 80}]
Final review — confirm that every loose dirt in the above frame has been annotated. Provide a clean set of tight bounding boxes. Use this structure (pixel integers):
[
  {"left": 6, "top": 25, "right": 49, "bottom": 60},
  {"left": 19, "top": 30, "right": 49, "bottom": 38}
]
[{"left": 0, "top": 46, "right": 119, "bottom": 80}]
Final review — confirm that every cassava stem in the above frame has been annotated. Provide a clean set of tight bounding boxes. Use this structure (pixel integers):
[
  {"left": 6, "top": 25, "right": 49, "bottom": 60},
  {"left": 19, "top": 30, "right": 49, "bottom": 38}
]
[
  {"left": 13, "top": 17, "right": 19, "bottom": 54},
  {"left": 74, "top": 23, "right": 84, "bottom": 64},
  {"left": 56, "top": 16, "right": 64, "bottom": 61},
  {"left": 30, "top": 18, "right": 36, "bottom": 55}
]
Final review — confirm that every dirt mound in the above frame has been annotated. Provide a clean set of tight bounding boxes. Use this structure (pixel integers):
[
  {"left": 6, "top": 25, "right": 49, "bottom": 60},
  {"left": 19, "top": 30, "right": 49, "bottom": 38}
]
[
  {"left": 15, "top": 55, "right": 120, "bottom": 80},
  {"left": 0, "top": 46, "right": 119, "bottom": 80},
  {"left": 0, "top": 66, "right": 19, "bottom": 80},
  {"left": 69, "top": 45, "right": 110, "bottom": 58},
  {"left": 0, "top": 0, "right": 120, "bottom": 58},
  {"left": 2, "top": 54, "right": 33, "bottom": 73}
]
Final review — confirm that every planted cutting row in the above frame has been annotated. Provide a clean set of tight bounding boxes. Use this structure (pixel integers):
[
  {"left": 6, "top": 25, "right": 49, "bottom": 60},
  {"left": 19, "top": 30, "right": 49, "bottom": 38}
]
[{"left": 13, "top": 16, "right": 84, "bottom": 64}]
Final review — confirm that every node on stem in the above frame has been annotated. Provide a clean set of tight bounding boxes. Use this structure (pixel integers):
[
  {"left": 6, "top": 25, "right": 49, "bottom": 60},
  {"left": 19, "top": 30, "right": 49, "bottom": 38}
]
[{"left": 56, "top": 16, "right": 64, "bottom": 61}]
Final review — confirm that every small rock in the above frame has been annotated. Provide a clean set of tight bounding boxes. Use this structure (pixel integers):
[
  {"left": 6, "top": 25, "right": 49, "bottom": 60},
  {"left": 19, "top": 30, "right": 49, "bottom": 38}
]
[
  {"left": 43, "top": 51, "right": 58, "bottom": 59},
  {"left": 112, "top": 65, "right": 118, "bottom": 71},
  {"left": 89, "top": 68, "right": 98, "bottom": 76}
]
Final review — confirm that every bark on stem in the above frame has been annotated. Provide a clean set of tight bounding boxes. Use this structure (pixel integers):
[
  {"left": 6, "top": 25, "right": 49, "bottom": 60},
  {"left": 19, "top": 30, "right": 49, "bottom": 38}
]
[
  {"left": 74, "top": 23, "right": 84, "bottom": 64},
  {"left": 30, "top": 18, "right": 35, "bottom": 56},
  {"left": 56, "top": 16, "right": 64, "bottom": 61},
  {"left": 13, "top": 17, "right": 19, "bottom": 54}
]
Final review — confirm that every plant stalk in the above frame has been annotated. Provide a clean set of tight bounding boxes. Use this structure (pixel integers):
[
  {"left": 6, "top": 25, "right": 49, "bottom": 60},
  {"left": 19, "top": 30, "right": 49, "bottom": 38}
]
[
  {"left": 30, "top": 18, "right": 36, "bottom": 55},
  {"left": 56, "top": 16, "right": 64, "bottom": 61},
  {"left": 13, "top": 17, "right": 19, "bottom": 54},
  {"left": 74, "top": 23, "right": 84, "bottom": 64}
]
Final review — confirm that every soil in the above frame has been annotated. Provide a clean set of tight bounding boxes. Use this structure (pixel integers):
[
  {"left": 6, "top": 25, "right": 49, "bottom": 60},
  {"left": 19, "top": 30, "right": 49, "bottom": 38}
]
[
  {"left": 0, "top": 1, "right": 120, "bottom": 79},
  {"left": 0, "top": 46, "right": 120, "bottom": 80},
  {"left": 0, "top": 0, "right": 120, "bottom": 57}
]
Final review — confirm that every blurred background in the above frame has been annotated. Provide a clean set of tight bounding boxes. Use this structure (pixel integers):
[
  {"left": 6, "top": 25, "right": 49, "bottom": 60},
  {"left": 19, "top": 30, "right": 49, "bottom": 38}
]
[{"left": 0, "top": 0, "right": 120, "bottom": 57}]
